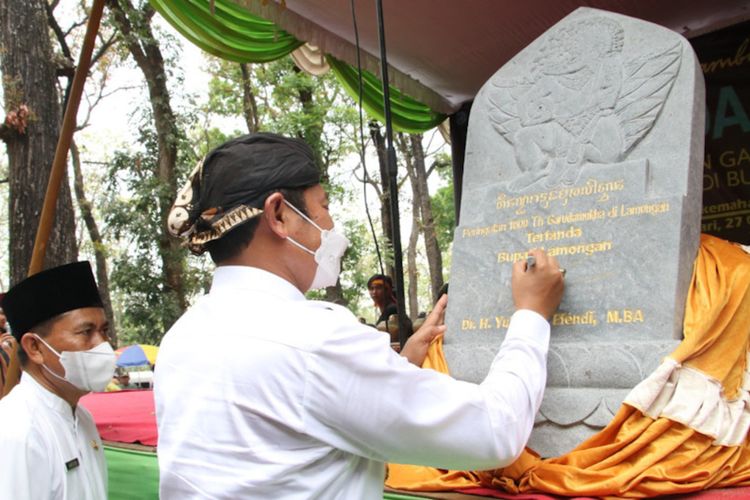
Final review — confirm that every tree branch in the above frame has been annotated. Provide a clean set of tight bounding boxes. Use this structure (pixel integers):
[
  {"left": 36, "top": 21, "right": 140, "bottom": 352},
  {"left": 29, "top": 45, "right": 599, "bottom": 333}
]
[
  {"left": 45, "top": 0, "right": 73, "bottom": 60},
  {"left": 91, "top": 33, "right": 119, "bottom": 68},
  {"left": 63, "top": 19, "right": 88, "bottom": 38},
  {"left": 107, "top": 0, "right": 147, "bottom": 64}
]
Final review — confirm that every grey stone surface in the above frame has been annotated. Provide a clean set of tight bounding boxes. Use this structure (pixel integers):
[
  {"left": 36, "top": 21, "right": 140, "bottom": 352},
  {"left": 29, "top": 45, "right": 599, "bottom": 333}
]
[{"left": 444, "top": 8, "right": 705, "bottom": 457}]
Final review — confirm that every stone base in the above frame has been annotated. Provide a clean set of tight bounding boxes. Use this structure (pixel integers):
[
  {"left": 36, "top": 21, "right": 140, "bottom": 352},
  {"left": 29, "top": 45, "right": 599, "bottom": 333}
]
[{"left": 445, "top": 340, "right": 681, "bottom": 457}]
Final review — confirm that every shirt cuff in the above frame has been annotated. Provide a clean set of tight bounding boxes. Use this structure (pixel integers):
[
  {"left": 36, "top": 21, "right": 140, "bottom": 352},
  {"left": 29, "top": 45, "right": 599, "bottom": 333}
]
[{"left": 504, "top": 309, "right": 550, "bottom": 350}]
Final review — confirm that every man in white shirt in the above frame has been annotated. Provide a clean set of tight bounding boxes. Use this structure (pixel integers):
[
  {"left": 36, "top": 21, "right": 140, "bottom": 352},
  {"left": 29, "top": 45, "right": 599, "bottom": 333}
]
[
  {"left": 157, "top": 133, "right": 564, "bottom": 499},
  {"left": 0, "top": 262, "right": 116, "bottom": 500}
]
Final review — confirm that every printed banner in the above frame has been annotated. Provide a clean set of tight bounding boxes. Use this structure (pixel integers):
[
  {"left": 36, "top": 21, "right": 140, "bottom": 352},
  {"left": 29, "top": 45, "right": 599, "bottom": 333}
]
[{"left": 691, "top": 21, "right": 750, "bottom": 245}]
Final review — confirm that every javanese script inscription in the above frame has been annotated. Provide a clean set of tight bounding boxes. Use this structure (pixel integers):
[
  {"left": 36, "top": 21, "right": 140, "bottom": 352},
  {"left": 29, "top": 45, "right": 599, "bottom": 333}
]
[{"left": 459, "top": 178, "right": 674, "bottom": 264}]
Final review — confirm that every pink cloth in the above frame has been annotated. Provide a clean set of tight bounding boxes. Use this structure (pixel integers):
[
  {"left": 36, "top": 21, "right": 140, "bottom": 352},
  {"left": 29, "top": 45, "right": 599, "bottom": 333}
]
[
  {"left": 457, "top": 487, "right": 750, "bottom": 498},
  {"left": 79, "top": 391, "right": 750, "bottom": 499},
  {"left": 80, "top": 389, "right": 157, "bottom": 446},
  {"left": 458, "top": 489, "right": 595, "bottom": 499}
]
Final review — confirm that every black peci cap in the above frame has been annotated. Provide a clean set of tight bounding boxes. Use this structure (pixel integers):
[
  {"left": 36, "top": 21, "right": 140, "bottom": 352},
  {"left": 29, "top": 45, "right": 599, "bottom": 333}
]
[{"left": 2, "top": 261, "right": 103, "bottom": 341}]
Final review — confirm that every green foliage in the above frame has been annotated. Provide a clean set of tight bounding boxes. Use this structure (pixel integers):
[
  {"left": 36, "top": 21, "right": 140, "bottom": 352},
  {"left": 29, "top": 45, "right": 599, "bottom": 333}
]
[
  {"left": 431, "top": 183, "right": 456, "bottom": 255},
  {"left": 103, "top": 109, "right": 209, "bottom": 344},
  {"left": 338, "top": 219, "right": 376, "bottom": 305},
  {"left": 204, "top": 57, "right": 359, "bottom": 183},
  {"left": 430, "top": 152, "right": 456, "bottom": 257},
  {"left": 205, "top": 61, "right": 245, "bottom": 117}
]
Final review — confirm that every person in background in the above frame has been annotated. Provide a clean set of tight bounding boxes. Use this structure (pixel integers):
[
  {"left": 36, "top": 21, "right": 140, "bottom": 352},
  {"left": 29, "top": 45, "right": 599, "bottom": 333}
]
[
  {"left": 0, "top": 335, "right": 16, "bottom": 397},
  {"left": 367, "top": 274, "right": 398, "bottom": 325},
  {"left": 0, "top": 294, "right": 8, "bottom": 334},
  {"left": 0, "top": 262, "right": 115, "bottom": 500},
  {"left": 116, "top": 370, "right": 134, "bottom": 389},
  {"left": 0, "top": 292, "right": 13, "bottom": 392},
  {"left": 105, "top": 374, "right": 122, "bottom": 392},
  {"left": 367, "top": 273, "right": 412, "bottom": 343},
  {"left": 106, "top": 368, "right": 133, "bottom": 392},
  {"left": 155, "top": 132, "right": 564, "bottom": 499}
]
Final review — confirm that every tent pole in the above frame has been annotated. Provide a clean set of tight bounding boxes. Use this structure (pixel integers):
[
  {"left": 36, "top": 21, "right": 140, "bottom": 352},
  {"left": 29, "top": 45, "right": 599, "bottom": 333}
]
[
  {"left": 28, "top": 0, "right": 105, "bottom": 276},
  {"left": 2, "top": 0, "right": 105, "bottom": 399},
  {"left": 374, "top": 0, "right": 409, "bottom": 346}
]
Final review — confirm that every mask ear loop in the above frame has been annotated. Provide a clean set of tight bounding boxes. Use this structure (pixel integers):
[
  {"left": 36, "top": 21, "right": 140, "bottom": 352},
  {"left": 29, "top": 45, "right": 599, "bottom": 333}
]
[
  {"left": 283, "top": 199, "right": 326, "bottom": 257},
  {"left": 286, "top": 236, "right": 315, "bottom": 256},
  {"left": 32, "top": 333, "right": 62, "bottom": 358},
  {"left": 31, "top": 334, "right": 70, "bottom": 385},
  {"left": 283, "top": 199, "right": 326, "bottom": 232}
]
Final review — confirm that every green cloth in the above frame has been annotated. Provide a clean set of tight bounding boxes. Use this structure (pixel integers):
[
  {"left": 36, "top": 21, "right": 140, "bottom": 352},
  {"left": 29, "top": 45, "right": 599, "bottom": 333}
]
[
  {"left": 104, "top": 445, "right": 434, "bottom": 500},
  {"left": 104, "top": 445, "right": 159, "bottom": 500},
  {"left": 327, "top": 55, "right": 446, "bottom": 133},
  {"left": 147, "top": 0, "right": 446, "bottom": 132},
  {"left": 149, "top": 0, "right": 302, "bottom": 62},
  {"left": 104, "top": 444, "right": 435, "bottom": 499}
]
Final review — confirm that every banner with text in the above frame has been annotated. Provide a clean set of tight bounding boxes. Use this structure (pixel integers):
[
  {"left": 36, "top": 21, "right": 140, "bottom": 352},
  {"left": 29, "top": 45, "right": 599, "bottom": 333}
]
[{"left": 692, "top": 21, "right": 750, "bottom": 245}]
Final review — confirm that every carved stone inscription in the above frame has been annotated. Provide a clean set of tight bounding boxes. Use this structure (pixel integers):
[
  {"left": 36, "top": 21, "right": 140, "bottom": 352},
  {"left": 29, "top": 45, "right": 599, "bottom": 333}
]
[{"left": 444, "top": 8, "right": 705, "bottom": 457}]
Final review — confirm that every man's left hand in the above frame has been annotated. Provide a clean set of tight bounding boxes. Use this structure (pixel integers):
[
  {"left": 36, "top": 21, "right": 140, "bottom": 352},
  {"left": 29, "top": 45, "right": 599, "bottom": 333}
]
[{"left": 400, "top": 294, "right": 448, "bottom": 367}]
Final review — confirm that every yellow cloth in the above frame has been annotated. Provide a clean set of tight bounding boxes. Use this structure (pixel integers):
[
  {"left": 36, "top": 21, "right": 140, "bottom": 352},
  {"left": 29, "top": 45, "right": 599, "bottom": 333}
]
[
  {"left": 105, "top": 381, "right": 122, "bottom": 392},
  {"left": 387, "top": 234, "right": 750, "bottom": 497}
]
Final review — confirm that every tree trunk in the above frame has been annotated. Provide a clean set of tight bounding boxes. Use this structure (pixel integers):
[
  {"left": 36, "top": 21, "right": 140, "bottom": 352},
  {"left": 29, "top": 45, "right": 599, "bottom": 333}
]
[
  {"left": 409, "top": 134, "right": 444, "bottom": 303},
  {"left": 0, "top": 0, "right": 78, "bottom": 286},
  {"left": 239, "top": 63, "right": 259, "bottom": 133},
  {"left": 70, "top": 141, "right": 117, "bottom": 346},
  {"left": 369, "top": 122, "right": 394, "bottom": 279},
  {"left": 108, "top": 0, "right": 187, "bottom": 320},
  {"left": 402, "top": 138, "right": 421, "bottom": 319},
  {"left": 291, "top": 64, "right": 345, "bottom": 304}
]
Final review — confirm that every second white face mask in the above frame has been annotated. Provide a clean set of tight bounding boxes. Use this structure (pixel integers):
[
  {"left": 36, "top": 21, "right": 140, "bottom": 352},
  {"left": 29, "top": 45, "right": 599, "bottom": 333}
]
[
  {"left": 284, "top": 200, "right": 349, "bottom": 290},
  {"left": 35, "top": 334, "right": 117, "bottom": 393}
]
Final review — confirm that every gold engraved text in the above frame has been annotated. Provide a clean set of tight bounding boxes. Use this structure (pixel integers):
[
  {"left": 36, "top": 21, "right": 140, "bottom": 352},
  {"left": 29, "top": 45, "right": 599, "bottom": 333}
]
[
  {"left": 527, "top": 226, "right": 582, "bottom": 244},
  {"left": 552, "top": 311, "right": 597, "bottom": 326},
  {"left": 606, "top": 309, "right": 645, "bottom": 324}
]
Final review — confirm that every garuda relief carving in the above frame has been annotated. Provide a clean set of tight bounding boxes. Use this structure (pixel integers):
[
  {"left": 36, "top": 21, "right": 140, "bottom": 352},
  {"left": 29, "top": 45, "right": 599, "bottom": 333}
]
[{"left": 488, "top": 18, "right": 681, "bottom": 192}]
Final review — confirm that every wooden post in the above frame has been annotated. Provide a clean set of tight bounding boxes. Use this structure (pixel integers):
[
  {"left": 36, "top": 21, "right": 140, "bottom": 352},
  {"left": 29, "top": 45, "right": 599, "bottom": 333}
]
[{"left": 28, "top": 0, "right": 105, "bottom": 275}]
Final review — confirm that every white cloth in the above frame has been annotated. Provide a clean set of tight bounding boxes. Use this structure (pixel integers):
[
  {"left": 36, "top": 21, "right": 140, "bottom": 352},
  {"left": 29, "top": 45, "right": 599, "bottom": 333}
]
[
  {"left": 0, "top": 374, "right": 107, "bottom": 500},
  {"left": 155, "top": 266, "right": 550, "bottom": 500}
]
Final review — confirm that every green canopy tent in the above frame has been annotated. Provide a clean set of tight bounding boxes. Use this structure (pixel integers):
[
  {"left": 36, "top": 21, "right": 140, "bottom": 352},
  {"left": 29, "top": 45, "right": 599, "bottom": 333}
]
[
  {"left": 149, "top": 0, "right": 447, "bottom": 133},
  {"left": 144, "top": 0, "right": 750, "bottom": 345}
]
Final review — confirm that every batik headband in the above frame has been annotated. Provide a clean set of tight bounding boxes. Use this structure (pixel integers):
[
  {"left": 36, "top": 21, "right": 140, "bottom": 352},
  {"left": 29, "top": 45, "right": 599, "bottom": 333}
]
[{"left": 167, "top": 133, "right": 320, "bottom": 255}]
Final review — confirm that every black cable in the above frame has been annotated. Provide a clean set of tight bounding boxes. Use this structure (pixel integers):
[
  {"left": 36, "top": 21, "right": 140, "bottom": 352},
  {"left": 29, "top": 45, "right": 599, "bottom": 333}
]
[
  {"left": 349, "top": 0, "right": 384, "bottom": 276},
  {"left": 374, "top": 0, "right": 409, "bottom": 347}
]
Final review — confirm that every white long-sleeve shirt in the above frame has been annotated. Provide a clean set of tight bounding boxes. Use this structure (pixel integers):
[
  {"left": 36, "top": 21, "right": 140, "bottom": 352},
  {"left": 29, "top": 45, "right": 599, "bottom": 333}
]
[
  {"left": 0, "top": 374, "right": 107, "bottom": 500},
  {"left": 155, "top": 266, "right": 549, "bottom": 500}
]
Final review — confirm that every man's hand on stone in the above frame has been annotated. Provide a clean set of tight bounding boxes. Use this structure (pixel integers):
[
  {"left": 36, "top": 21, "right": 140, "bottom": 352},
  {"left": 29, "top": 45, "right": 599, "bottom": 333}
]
[
  {"left": 512, "top": 248, "right": 564, "bottom": 321},
  {"left": 400, "top": 294, "right": 448, "bottom": 367}
]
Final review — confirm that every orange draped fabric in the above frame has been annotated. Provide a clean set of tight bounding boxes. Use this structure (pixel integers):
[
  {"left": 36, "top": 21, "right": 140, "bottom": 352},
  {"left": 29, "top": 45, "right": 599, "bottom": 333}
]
[{"left": 387, "top": 234, "right": 750, "bottom": 498}]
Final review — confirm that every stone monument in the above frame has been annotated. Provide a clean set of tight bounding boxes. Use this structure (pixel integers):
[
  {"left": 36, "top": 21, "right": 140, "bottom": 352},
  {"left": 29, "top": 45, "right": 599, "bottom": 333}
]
[{"left": 444, "top": 7, "right": 705, "bottom": 457}]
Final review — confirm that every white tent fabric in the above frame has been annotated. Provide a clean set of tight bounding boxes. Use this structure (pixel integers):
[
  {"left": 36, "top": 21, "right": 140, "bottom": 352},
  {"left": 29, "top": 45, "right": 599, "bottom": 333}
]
[{"left": 290, "top": 43, "right": 330, "bottom": 76}]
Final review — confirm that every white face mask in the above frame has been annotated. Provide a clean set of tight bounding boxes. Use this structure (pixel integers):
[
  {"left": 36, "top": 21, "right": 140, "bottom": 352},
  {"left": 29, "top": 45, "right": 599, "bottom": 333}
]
[
  {"left": 284, "top": 200, "right": 349, "bottom": 290},
  {"left": 34, "top": 334, "right": 117, "bottom": 393}
]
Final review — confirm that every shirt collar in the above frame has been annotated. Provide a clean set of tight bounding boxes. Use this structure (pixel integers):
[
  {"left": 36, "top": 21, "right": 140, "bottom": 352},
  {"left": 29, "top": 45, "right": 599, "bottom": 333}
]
[
  {"left": 211, "top": 266, "right": 306, "bottom": 302},
  {"left": 21, "top": 372, "right": 76, "bottom": 422}
]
